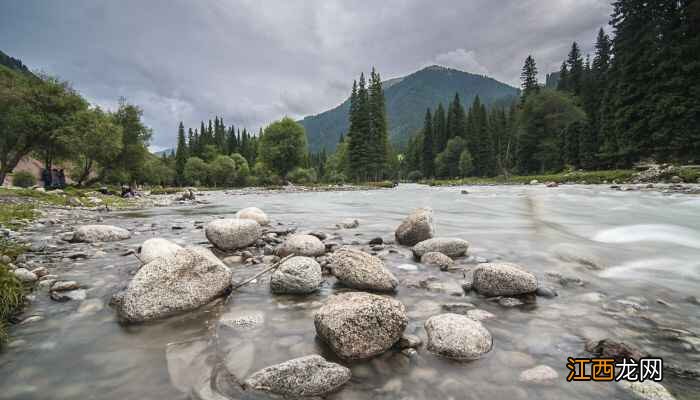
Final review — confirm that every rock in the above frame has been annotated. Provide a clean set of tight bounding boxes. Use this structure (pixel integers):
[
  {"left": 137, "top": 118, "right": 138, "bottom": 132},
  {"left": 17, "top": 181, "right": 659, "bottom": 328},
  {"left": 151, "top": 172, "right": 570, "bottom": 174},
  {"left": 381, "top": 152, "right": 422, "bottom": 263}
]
[
  {"left": 472, "top": 263, "right": 537, "bottom": 296},
  {"left": 551, "top": 243, "right": 605, "bottom": 270},
  {"left": 670, "top": 175, "right": 683, "bottom": 184},
  {"left": 235, "top": 207, "right": 270, "bottom": 226},
  {"left": 328, "top": 247, "right": 398, "bottom": 292},
  {"left": 336, "top": 219, "right": 359, "bottom": 229},
  {"left": 205, "top": 218, "right": 261, "bottom": 251},
  {"left": 585, "top": 339, "right": 644, "bottom": 362},
  {"left": 12, "top": 268, "right": 37, "bottom": 283},
  {"left": 466, "top": 309, "right": 496, "bottom": 321},
  {"left": 535, "top": 286, "right": 558, "bottom": 298},
  {"left": 498, "top": 297, "right": 524, "bottom": 307},
  {"left": 620, "top": 380, "right": 676, "bottom": 400},
  {"left": 314, "top": 292, "right": 407, "bottom": 360},
  {"left": 72, "top": 225, "right": 131, "bottom": 243},
  {"left": 412, "top": 237, "right": 469, "bottom": 258},
  {"left": 425, "top": 313, "right": 492, "bottom": 360},
  {"left": 113, "top": 246, "right": 232, "bottom": 322},
  {"left": 243, "top": 355, "right": 350, "bottom": 397},
  {"left": 545, "top": 181, "right": 559, "bottom": 188},
  {"left": 441, "top": 302, "right": 476, "bottom": 314},
  {"left": 270, "top": 256, "right": 322, "bottom": 294},
  {"left": 529, "top": 179, "right": 539, "bottom": 185},
  {"left": 461, "top": 190, "right": 469, "bottom": 194},
  {"left": 50, "top": 280, "right": 80, "bottom": 291},
  {"left": 51, "top": 289, "right": 86, "bottom": 302},
  {"left": 397, "top": 334, "right": 422, "bottom": 349},
  {"left": 519, "top": 365, "right": 559, "bottom": 384},
  {"left": 369, "top": 237, "right": 383, "bottom": 245},
  {"left": 0, "top": 255, "right": 11, "bottom": 264},
  {"left": 137, "top": 238, "right": 183, "bottom": 264},
  {"left": 395, "top": 208, "right": 435, "bottom": 246},
  {"left": 420, "top": 252, "right": 454, "bottom": 269},
  {"left": 275, "top": 234, "right": 325, "bottom": 257}
]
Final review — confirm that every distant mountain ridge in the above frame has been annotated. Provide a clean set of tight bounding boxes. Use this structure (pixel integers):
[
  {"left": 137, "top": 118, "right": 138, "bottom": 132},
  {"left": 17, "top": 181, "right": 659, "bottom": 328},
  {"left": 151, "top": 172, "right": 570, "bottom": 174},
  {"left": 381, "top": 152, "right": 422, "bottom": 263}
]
[
  {"left": 0, "top": 50, "right": 32, "bottom": 75},
  {"left": 300, "top": 65, "right": 519, "bottom": 153}
]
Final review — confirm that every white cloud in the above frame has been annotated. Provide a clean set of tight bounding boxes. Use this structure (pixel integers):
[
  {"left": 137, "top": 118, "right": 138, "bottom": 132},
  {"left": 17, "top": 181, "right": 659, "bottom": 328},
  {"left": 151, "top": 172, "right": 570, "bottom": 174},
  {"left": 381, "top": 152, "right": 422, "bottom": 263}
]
[{"left": 432, "top": 49, "right": 491, "bottom": 76}]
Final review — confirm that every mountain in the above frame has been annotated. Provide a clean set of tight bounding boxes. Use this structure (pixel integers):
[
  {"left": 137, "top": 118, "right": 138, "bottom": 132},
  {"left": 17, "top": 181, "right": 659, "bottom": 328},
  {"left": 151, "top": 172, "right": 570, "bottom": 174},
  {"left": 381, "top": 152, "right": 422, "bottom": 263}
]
[
  {"left": 153, "top": 148, "right": 175, "bottom": 157},
  {"left": 300, "top": 65, "right": 519, "bottom": 153},
  {"left": 545, "top": 71, "right": 561, "bottom": 89}
]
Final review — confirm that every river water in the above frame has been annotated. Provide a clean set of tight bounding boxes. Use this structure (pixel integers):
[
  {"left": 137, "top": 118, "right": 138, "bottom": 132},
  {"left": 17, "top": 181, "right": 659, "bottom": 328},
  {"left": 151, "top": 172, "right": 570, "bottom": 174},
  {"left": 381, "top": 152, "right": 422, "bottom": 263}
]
[{"left": 2, "top": 184, "right": 700, "bottom": 399}]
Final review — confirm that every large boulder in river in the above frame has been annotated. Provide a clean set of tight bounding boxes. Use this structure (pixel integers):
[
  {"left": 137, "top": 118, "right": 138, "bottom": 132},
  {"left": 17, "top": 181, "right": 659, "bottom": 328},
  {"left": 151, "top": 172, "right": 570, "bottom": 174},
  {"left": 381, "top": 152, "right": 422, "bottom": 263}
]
[
  {"left": 205, "top": 218, "right": 261, "bottom": 251},
  {"left": 72, "top": 225, "right": 131, "bottom": 243},
  {"left": 113, "top": 246, "right": 232, "bottom": 322},
  {"left": 138, "top": 238, "right": 183, "bottom": 264},
  {"left": 235, "top": 207, "right": 270, "bottom": 226},
  {"left": 243, "top": 355, "right": 351, "bottom": 397},
  {"left": 328, "top": 247, "right": 398, "bottom": 292},
  {"left": 270, "top": 256, "right": 322, "bottom": 294},
  {"left": 412, "top": 237, "right": 469, "bottom": 258},
  {"left": 472, "top": 263, "right": 538, "bottom": 296},
  {"left": 275, "top": 234, "right": 325, "bottom": 257},
  {"left": 425, "top": 313, "right": 493, "bottom": 360},
  {"left": 314, "top": 292, "right": 407, "bottom": 360},
  {"left": 395, "top": 207, "right": 435, "bottom": 246}
]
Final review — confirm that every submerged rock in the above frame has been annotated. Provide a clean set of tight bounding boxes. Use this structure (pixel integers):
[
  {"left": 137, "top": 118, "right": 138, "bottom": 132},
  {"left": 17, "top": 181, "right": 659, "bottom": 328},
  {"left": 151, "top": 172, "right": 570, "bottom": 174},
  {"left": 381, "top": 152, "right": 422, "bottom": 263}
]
[
  {"left": 72, "top": 225, "right": 131, "bottom": 243},
  {"left": 205, "top": 218, "right": 261, "bottom": 251},
  {"left": 585, "top": 339, "right": 644, "bottom": 362},
  {"left": 275, "top": 234, "right": 326, "bottom": 257},
  {"left": 395, "top": 207, "right": 434, "bottom": 246},
  {"left": 551, "top": 243, "right": 605, "bottom": 270},
  {"left": 425, "top": 313, "right": 492, "bottom": 360},
  {"left": 420, "top": 251, "right": 454, "bottom": 269},
  {"left": 314, "top": 292, "right": 407, "bottom": 360},
  {"left": 244, "top": 355, "right": 351, "bottom": 397},
  {"left": 412, "top": 238, "right": 469, "bottom": 258},
  {"left": 328, "top": 247, "right": 398, "bottom": 292},
  {"left": 138, "top": 238, "right": 183, "bottom": 264},
  {"left": 519, "top": 365, "right": 559, "bottom": 384},
  {"left": 113, "top": 246, "right": 232, "bottom": 322},
  {"left": 13, "top": 268, "right": 37, "bottom": 283},
  {"left": 235, "top": 207, "right": 270, "bottom": 226},
  {"left": 270, "top": 256, "right": 322, "bottom": 294},
  {"left": 472, "top": 263, "right": 538, "bottom": 296}
]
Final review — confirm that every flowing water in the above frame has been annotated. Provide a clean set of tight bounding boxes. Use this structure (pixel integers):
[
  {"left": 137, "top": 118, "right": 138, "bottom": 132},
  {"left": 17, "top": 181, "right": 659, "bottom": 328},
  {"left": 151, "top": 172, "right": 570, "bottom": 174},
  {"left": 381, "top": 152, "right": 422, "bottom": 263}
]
[{"left": 2, "top": 184, "right": 700, "bottom": 399}]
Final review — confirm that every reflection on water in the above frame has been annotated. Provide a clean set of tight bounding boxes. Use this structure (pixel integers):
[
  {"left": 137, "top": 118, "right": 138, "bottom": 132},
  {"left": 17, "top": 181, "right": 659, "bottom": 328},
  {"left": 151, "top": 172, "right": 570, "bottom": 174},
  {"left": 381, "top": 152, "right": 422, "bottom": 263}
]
[{"left": 2, "top": 184, "right": 700, "bottom": 399}]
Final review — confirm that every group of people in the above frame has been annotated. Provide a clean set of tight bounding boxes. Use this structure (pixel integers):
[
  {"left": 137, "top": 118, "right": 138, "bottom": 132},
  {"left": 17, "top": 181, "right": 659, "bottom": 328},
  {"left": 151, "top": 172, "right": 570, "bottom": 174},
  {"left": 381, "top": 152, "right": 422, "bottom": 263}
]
[{"left": 41, "top": 168, "right": 66, "bottom": 190}]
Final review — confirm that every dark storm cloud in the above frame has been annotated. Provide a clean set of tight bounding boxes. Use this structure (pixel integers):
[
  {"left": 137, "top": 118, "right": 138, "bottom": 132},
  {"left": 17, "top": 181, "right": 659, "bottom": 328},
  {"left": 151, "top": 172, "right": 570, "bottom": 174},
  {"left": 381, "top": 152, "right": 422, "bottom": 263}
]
[{"left": 0, "top": 0, "right": 611, "bottom": 150}]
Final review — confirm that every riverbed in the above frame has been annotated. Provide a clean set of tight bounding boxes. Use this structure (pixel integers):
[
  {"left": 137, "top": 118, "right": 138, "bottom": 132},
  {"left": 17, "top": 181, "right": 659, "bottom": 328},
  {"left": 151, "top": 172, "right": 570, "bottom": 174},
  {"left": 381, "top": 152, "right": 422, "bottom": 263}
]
[{"left": 2, "top": 184, "right": 700, "bottom": 399}]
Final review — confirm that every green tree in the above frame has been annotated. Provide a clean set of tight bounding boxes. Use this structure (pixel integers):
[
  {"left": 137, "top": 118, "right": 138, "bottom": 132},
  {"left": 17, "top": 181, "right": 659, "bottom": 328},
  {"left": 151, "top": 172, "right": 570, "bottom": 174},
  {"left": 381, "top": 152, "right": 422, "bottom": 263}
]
[
  {"left": 520, "top": 55, "right": 539, "bottom": 103},
  {"left": 565, "top": 42, "right": 585, "bottom": 96},
  {"left": 183, "top": 156, "right": 209, "bottom": 186},
  {"left": 175, "top": 121, "right": 188, "bottom": 186},
  {"left": 368, "top": 68, "right": 389, "bottom": 179},
  {"left": 258, "top": 117, "right": 308, "bottom": 176},
  {"left": 108, "top": 99, "right": 152, "bottom": 184},
  {"left": 435, "top": 137, "right": 467, "bottom": 178},
  {"left": 459, "top": 149, "right": 473, "bottom": 176},
  {"left": 208, "top": 155, "right": 237, "bottom": 187},
  {"left": 433, "top": 103, "right": 447, "bottom": 154},
  {"left": 421, "top": 108, "right": 435, "bottom": 178}
]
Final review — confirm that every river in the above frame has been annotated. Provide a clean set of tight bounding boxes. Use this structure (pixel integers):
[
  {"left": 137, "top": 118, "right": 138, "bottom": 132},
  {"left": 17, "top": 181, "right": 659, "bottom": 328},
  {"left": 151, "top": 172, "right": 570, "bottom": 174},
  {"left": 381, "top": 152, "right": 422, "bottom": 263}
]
[{"left": 2, "top": 184, "right": 699, "bottom": 399}]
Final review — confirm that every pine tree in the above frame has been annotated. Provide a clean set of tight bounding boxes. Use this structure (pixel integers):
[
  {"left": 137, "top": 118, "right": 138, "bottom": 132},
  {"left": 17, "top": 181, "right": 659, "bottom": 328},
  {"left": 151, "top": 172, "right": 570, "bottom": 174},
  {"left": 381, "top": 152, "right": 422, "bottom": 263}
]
[
  {"left": 446, "top": 93, "right": 466, "bottom": 141},
  {"left": 557, "top": 62, "right": 568, "bottom": 92},
  {"left": 565, "top": 42, "right": 585, "bottom": 96},
  {"left": 520, "top": 55, "right": 539, "bottom": 103},
  {"left": 421, "top": 108, "right": 435, "bottom": 177},
  {"left": 175, "top": 121, "right": 188, "bottom": 185},
  {"left": 433, "top": 103, "right": 447, "bottom": 154},
  {"left": 368, "top": 68, "right": 389, "bottom": 179}
]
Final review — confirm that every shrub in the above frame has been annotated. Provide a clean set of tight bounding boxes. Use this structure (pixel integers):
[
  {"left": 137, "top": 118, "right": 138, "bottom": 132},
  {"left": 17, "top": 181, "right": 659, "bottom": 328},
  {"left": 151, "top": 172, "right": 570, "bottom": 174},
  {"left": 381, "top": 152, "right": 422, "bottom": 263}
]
[
  {"left": 287, "top": 167, "right": 317, "bottom": 185},
  {"left": 11, "top": 171, "right": 36, "bottom": 188},
  {"left": 406, "top": 170, "right": 423, "bottom": 182}
]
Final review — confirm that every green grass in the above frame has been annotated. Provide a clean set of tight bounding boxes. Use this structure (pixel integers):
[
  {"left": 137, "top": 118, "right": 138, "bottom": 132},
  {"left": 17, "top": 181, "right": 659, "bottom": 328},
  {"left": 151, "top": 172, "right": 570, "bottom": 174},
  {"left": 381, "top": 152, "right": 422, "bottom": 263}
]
[
  {"left": 0, "top": 238, "right": 28, "bottom": 260},
  {"left": 422, "top": 170, "right": 636, "bottom": 186},
  {"left": 0, "top": 264, "right": 24, "bottom": 346},
  {"left": 678, "top": 167, "right": 700, "bottom": 183},
  {"left": 0, "top": 203, "right": 37, "bottom": 230}
]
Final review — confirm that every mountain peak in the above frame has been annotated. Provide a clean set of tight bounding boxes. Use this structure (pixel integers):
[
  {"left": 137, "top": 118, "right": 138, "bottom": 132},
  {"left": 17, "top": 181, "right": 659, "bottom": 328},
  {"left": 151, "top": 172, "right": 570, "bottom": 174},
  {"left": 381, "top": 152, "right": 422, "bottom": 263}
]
[{"left": 300, "top": 66, "right": 519, "bottom": 153}]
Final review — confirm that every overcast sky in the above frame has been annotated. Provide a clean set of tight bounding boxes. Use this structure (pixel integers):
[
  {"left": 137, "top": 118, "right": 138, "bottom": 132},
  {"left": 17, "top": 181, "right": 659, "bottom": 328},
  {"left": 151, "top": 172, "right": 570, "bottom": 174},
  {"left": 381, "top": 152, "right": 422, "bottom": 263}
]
[{"left": 0, "top": 0, "right": 612, "bottom": 151}]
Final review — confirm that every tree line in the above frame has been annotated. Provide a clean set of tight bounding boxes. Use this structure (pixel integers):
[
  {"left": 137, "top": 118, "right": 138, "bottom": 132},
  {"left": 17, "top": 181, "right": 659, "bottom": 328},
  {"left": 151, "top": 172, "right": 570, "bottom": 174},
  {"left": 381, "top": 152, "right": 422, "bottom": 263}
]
[{"left": 399, "top": 0, "right": 698, "bottom": 179}]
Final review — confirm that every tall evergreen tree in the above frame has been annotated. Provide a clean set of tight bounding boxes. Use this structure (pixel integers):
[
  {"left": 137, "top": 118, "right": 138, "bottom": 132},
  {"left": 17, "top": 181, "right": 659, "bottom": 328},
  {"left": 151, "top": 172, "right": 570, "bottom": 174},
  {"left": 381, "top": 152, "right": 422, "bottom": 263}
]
[
  {"left": 368, "top": 68, "right": 389, "bottom": 179},
  {"left": 446, "top": 93, "right": 466, "bottom": 141},
  {"left": 520, "top": 55, "right": 539, "bottom": 103},
  {"left": 174, "top": 121, "right": 188, "bottom": 185},
  {"left": 565, "top": 42, "right": 585, "bottom": 96},
  {"left": 557, "top": 62, "right": 569, "bottom": 91},
  {"left": 433, "top": 103, "right": 447, "bottom": 154},
  {"left": 421, "top": 108, "right": 435, "bottom": 178}
]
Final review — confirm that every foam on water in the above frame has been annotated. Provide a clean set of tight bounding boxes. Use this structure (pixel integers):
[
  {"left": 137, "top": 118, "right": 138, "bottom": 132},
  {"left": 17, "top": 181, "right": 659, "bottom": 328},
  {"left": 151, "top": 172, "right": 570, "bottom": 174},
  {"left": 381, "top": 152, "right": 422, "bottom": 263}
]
[{"left": 592, "top": 224, "right": 700, "bottom": 249}]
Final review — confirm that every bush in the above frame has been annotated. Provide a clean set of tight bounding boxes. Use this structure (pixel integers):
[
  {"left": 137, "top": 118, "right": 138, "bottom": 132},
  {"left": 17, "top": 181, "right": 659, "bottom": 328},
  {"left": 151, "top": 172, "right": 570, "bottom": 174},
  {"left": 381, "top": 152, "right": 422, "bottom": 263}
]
[
  {"left": 11, "top": 171, "right": 36, "bottom": 188},
  {"left": 0, "top": 264, "right": 23, "bottom": 345},
  {"left": 325, "top": 171, "right": 347, "bottom": 184},
  {"left": 287, "top": 167, "right": 317, "bottom": 185},
  {"left": 406, "top": 170, "right": 423, "bottom": 182}
]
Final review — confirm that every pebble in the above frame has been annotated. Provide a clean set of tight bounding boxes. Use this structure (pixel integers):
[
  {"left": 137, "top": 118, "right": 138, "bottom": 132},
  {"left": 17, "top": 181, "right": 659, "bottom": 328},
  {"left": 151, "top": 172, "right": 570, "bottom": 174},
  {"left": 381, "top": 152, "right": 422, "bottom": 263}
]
[
  {"left": 499, "top": 297, "right": 525, "bottom": 307},
  {"left": 519, "top": 365, "right": 559, "bottom": 384}
]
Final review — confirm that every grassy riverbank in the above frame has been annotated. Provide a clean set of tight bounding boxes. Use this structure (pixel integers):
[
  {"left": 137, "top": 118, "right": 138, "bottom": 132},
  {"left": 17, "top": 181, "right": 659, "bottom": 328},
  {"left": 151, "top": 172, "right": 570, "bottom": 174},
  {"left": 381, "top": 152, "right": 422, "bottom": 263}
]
[
  {"left": 0, "top": 239, "right": 27, "bottom": 346},
  {"left": 421, "top": 170, "right": 638, "bottom": 186}
]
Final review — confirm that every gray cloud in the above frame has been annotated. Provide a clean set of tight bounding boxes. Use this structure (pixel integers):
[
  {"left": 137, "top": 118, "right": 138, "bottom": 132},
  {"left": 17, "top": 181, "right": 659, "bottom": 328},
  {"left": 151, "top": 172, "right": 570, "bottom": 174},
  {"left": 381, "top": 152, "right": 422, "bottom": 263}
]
[{"left": 0, "top": 0, "right": 611, "bottom": 150}]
